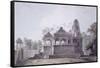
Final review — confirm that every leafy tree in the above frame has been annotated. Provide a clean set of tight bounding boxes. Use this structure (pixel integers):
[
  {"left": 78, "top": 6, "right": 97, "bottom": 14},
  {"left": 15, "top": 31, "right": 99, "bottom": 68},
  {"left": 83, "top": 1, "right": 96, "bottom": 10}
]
[
  {"left": 16, "top": 38, "right": 23, "bottom": 64},
  {"left": 86, "top": 22, "right": 97, "bottom": 56},
  {"left": 16, "top": 38, "right": 23, "bottom": 49},
  {"left": 42, "top": 27, "right": 54, "bottom": 35},
  {"left": 88, "top": 23, "right": 96, "bottom": 36},
  {"left": 32, "top": 41, "right": 38, "bottom": 50},
  {"left": 32, "top": 40, "right": 42, "bottom": 51},
  {"left": 24, "top": 38, "right": 33, "bottom": 49}
]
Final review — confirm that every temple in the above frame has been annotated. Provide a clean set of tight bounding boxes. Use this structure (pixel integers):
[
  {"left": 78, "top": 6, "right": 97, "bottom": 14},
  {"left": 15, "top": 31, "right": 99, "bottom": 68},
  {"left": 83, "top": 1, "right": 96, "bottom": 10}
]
[{"left": 42, "top": 19, "right": 83, "bottom": 58}]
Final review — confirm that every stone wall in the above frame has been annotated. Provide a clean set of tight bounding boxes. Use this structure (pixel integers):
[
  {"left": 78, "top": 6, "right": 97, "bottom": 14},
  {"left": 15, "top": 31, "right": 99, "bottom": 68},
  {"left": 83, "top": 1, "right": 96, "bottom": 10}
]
[{"left": 53, "top": 45, "right": 80, "bottom": 58}]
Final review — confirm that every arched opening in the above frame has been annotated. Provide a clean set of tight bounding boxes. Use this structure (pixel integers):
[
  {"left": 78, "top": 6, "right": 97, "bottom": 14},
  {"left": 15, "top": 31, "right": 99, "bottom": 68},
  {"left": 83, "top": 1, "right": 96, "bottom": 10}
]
[
  {"left": 61, "top": 39, "right": 66, "bottom": 45},
  {"left": 45, "top": 40, "right": 51, "bottom": 46},
  {"left": 73, "top": 39, "right": 77, "bottom": 43},
  {"left": 68, "top": 39, "right": 71, "bottom": 44},
  {"left": 55, "top": 38, "right": 60, "bottom": 45}
]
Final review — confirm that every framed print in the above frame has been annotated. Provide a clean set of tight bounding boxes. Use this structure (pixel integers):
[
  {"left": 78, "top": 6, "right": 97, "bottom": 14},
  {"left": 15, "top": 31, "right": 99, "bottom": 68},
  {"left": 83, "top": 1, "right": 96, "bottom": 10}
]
[{"left": 11, "top": 1, "right": 98, "bottom": 67}]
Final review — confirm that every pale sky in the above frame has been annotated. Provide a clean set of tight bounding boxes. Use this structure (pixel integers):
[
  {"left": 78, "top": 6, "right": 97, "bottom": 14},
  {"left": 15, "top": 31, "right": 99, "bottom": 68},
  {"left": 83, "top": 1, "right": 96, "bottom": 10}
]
[{"left": 15, "top": 2, "right": 96, "bottom": 41}]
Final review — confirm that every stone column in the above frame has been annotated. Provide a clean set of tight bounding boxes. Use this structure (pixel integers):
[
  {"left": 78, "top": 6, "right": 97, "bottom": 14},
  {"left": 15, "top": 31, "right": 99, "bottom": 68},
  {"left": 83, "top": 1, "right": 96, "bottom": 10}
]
[
  {"left": 51, "top": 40, "right": 54, "bottom": 55},
  {"left": 65, "top": 39, "right": 68, "bottom": 45}
]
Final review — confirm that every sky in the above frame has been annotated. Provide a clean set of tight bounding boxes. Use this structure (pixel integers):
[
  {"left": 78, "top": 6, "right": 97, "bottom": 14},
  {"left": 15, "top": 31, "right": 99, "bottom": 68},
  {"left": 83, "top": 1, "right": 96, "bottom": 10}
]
[{"left": 15, "top": 2, "right": 96, "bottom": 41}]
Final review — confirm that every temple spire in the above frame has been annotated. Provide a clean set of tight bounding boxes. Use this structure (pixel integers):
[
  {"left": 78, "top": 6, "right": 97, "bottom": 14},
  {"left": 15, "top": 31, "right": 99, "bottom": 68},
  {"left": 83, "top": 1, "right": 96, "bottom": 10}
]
[{"left": 72, "top": 19, "right": 81, "bottom": 37}]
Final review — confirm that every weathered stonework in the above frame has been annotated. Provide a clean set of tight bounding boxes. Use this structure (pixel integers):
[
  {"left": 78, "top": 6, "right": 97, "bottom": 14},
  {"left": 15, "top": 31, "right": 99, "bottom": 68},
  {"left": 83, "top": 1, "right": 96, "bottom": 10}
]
[{"left": 43, "top": 19, "right": 83, "bottom": 58}]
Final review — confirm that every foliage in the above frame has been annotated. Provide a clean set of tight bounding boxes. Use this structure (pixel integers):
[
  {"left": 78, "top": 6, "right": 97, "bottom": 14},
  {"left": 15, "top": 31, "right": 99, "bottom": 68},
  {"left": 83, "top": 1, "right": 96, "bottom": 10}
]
[
  {"left": 24, "top": 38, "right": 33, "bottom": 49},
  {"left": 86, "top": 22, "right": 97, "bottom": 56},
  {"left": 87, "top": 22, "right": 96, "bottom": 36},
  {"left": 16, "top": 38, "right": 23, "bottom": 44}
]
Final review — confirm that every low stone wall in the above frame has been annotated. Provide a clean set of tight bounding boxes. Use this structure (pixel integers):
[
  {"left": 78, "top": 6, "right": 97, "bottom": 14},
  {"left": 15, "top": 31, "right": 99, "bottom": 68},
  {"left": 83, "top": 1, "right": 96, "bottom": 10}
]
[
  {"left": 23, "top": 49, "right": 39, "bottom": 60},
  {"left": 53, "top": 45, "right": 80, "bottom": 58},
  {"left": 15, "top": 48, "right": 39, "bottom": 65}
]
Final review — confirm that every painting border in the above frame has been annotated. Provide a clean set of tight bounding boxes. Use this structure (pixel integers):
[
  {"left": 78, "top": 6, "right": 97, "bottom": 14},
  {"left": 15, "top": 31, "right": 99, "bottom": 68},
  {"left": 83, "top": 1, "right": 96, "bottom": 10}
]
[{"left": 10, "top": 1, "right": 98, "bottom": 67}]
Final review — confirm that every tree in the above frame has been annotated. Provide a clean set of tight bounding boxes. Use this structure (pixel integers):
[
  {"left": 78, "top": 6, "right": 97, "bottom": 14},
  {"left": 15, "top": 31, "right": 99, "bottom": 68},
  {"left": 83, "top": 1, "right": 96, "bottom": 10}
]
[
  {"left": 32, "top": 40, "right": 42, "bottom": 51},
  {"left": 86, "top": 22, "right": 97, "bottom": 56},
  {"left": 16, "top": 38, "right": 23, "bottom": 65},
  {"left": 42, "top": 27, "right": 54, "bottom": 35},
  {"left": 24, "top": 38, "right": 33, "bottom": 49},
  {"left": 32, "top": 41, "right": 38, "bottom": 50},
  {"left": 16, "top": 38, "right": 23, "bottom": 49},
  {"left": 88, "top": 23, "right": 96, "bottom": 36}
]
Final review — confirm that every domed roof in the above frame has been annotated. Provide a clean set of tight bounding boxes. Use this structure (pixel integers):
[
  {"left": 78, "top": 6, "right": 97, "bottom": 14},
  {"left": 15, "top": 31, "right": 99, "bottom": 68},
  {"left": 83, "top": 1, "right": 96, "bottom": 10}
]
[
  {"left": 43, "top": 32, "right": 53, "bottom": 40},
  {"left": 54, "top": 27, "right": 72, "bottom": 37},
  {"left": 43, "top": 32, "right": 53, "bottom": 38},
  {"left": 57, "top": 27, "right": 66, "bottom": 33}
]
